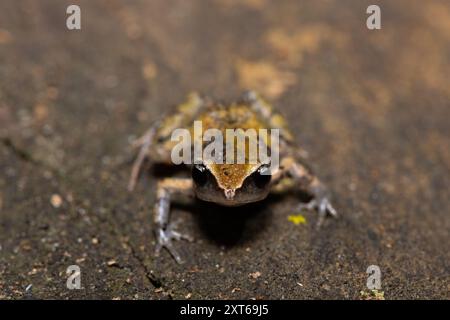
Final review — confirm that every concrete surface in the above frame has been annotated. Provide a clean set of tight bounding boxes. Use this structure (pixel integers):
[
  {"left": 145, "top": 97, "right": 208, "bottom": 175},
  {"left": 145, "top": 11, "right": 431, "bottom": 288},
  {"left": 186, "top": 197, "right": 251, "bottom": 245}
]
[{"left": 0, "top": 0, "right": 449, "bottom": 299}]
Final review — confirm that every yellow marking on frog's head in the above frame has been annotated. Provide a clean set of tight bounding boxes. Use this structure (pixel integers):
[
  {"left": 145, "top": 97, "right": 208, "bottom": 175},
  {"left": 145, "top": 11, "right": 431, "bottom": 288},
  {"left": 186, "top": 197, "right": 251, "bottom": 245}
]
[{"left": 206, "top": 163, "right": 260, "bottom": 192}]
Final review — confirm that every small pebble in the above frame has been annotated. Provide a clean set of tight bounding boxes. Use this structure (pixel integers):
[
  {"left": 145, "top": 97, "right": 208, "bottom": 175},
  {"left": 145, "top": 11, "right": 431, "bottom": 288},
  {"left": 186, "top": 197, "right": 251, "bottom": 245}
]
[
  {"left": 76, "top": 257, "right": 85, "bottom": 264},
  {"left": 107, "top": 259, "right": 117, "bottom": 266},
  {"left": 50, "top": 194, "right": 63, "bottom": 208}
]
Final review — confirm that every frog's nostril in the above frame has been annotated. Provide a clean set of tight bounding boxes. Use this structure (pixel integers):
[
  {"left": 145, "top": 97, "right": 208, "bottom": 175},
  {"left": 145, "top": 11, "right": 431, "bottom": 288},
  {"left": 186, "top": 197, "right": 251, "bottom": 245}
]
[{"left": 224, "top": 189, "right": 235, "bottom": 200}]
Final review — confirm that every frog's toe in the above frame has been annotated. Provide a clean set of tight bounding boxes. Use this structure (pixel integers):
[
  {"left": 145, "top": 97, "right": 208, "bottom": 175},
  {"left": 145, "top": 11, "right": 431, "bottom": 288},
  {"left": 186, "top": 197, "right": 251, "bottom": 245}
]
[
  {"left": 297, "top": 198, "right": 338, "bottom": 229},
  {"left": 297, "top": 199, "right": 318, "bottom": 211},
  {"left": 168, "top": 219, "right": 194, "bottom": 241},
  {"left": 154, "top": 226, "right": 193, "bottom": 264},
  {"left": 170, "top": 230, "right": 194, "bottom": 242},
  {"left": 324, "top": 199, "right": 338, "bottom": 217}
]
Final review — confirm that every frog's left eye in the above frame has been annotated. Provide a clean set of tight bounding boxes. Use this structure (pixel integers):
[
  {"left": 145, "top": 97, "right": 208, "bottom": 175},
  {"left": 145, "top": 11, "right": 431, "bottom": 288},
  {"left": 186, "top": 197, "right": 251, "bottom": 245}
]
[
  {"left": 254, "top": 165, "right": 271, "bottom": 188},
  {"left": 192, "top": 164, "right": 208, "bottom": 186}
]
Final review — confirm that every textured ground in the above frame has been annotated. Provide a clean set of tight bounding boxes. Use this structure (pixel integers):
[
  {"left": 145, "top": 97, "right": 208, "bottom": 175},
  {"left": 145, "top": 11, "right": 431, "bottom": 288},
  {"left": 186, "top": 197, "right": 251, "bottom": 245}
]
[{"left": 0, "top": 0, "right": 449, "bottom": 299}]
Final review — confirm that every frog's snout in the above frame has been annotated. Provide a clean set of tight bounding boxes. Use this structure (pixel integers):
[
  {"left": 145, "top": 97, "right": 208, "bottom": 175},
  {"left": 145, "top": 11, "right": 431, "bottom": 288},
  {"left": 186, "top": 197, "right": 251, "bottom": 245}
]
[{"left": 224, "top": 189, "right": 235, "bottom": 200}]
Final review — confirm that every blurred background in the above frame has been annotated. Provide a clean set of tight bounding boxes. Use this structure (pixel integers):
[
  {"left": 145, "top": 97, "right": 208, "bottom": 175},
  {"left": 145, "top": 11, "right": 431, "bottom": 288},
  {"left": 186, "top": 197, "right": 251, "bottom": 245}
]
[{"left": 0, "top": 0, "right": 449, "bottom": 299}]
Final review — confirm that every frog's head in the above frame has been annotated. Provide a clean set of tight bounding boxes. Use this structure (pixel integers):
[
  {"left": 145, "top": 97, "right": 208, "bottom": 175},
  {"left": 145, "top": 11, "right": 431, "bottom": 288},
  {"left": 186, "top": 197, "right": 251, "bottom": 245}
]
[{"left": 191, "top": 162, "right": 272, "bottom": 206}]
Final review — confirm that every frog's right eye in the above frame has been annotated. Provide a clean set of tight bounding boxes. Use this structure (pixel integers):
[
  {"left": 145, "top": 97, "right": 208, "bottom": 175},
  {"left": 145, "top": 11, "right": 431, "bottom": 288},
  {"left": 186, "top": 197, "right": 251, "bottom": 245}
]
[
  {"left": 192, "top": 164, "right": 208, "bottom": 186},
  {"left": 254, "top": 165, "right": 271, "bottom": 188}
]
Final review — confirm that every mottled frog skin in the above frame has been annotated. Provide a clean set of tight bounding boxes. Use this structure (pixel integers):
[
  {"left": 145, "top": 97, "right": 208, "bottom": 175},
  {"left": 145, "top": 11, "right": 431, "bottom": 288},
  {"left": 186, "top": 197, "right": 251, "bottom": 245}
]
[{"left": 129, "top": 91, "right": 337, "bottom": 263}]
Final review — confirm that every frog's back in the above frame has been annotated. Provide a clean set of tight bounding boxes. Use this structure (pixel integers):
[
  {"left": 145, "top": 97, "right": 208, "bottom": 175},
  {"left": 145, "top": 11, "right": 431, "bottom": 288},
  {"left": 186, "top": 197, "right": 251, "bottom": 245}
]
[
  {"left": 194, "top": 102, "right": 293, "bottom": 140},
  {"left": 196, "top": 103, "right": 266, "bottom": 132},
  {"left": 152, "top": 93, "right": 295, "bottom": 160}
]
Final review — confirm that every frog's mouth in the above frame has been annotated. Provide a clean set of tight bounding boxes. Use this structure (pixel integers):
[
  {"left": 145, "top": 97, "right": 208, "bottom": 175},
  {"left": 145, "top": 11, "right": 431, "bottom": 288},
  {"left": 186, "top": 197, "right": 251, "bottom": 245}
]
[{"left": 195, "top": 187, "right": 270, "bottom": 207}]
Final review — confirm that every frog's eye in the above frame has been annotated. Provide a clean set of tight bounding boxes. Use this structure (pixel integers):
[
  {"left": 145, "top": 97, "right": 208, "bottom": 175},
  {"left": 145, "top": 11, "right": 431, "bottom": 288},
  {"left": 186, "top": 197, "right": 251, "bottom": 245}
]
[
  {"left": 192, "top": 164, "right": 208, "bottom": 186},
  {"left": 254, "top": 165, "right": 271, "bottom": 188}
]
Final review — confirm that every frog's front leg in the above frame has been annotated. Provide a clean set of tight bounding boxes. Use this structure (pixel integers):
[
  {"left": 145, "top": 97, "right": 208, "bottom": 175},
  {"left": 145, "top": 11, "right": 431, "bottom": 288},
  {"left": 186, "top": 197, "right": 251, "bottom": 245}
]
[
  {"left": 272, "top": 157, "right": 337, "bottom": 228},
  {"left": 154, "top": 178, "right": 194, "bottom": 264}
]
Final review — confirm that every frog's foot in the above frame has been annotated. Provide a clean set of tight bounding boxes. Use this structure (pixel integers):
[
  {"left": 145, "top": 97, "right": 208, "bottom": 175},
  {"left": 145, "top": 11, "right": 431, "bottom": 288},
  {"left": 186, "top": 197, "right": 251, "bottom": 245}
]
[
  {"left": 154, "top": 222, "right": 193, "bottom": 264},
  {"left": 297, "top": 197, "right": 337, "bottom": 229}
]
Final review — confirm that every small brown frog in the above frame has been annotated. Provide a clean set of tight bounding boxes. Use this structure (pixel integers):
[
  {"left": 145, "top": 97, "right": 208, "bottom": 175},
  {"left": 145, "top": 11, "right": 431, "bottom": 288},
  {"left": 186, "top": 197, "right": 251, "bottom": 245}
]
[{"left": 129, "top": 91, "right": 337, "bottom": 263}]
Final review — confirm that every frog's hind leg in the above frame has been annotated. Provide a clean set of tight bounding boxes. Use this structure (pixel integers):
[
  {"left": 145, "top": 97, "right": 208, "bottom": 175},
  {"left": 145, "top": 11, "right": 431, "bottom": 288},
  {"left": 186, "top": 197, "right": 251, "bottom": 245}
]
[
  {"left": 272, "top": 157, "right": 338, "bottom": 228},
  {"left": 242, "top": 91, "right": 308, "bottom": 158},
  {"left": 128, "top": 92, "right": 206, "bottom": 191},
  {"left": 128, "top": 123, "right": 159, "bottom": 191}
]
